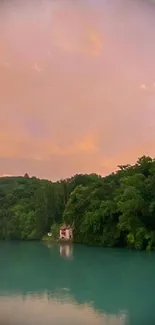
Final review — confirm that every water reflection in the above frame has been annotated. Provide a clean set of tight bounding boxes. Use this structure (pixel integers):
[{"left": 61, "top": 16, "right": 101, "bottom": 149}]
[
  {"left": 59, "top": 244, "right": 73, "bottom": 259},
  {"left": 0, "top": 242, "right": 155, "bottom": 325},
  {"left": 0, "top": 293, "right": 127, "bottom": 325},
  {"left": 43, "top": 242, "right": 73, "bottom": 259}
]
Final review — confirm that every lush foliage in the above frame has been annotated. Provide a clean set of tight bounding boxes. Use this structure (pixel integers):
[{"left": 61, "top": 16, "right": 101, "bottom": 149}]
[{"left": 1, "top": 156, "right": 155, "bottom": 250}]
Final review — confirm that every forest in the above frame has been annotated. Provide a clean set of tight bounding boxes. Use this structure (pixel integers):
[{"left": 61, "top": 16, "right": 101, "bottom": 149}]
[{"left": 0, "top": 156, "right": 155, "bottom": 250}]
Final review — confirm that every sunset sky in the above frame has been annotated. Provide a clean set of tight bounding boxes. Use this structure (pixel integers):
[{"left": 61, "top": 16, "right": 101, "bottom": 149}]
[{"left": 0, "top": 0, "right": 155, "bottom": 180}]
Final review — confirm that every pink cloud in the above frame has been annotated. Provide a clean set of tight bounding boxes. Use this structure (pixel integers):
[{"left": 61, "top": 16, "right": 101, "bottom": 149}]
[
  {"left": 51, "top": 6, "right": 103, "bottom": 56},
  {"left": 0, "top": 0, "right": 155, "bottom": 179}
]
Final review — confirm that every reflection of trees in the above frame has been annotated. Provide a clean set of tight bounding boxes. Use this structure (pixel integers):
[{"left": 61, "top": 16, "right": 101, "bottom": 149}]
[{"left": 0, "top": 242, "right": 155, "bottom": 325}]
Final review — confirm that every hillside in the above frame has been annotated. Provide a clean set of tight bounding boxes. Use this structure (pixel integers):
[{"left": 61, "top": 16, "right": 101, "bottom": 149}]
[{"left": 0, "top": 156, "right": 155, "bottom": 250}]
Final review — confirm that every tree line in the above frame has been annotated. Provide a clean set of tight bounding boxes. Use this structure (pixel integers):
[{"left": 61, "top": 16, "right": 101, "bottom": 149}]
[{"left": 0, "top": 155, "right": 155, "bottom": 250}]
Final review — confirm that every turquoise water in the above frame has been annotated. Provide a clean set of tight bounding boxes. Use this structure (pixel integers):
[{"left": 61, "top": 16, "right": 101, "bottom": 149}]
[{"left": 0, "top": 242, "right": 154, "bottom": 325}]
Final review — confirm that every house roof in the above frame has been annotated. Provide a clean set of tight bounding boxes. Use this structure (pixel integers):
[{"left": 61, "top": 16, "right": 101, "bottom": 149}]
[{"left": 60, "top": 224, "right": 72, "bottom": 230}]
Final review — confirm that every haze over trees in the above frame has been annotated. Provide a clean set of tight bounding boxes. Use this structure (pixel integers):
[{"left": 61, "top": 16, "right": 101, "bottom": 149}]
[{"left": 0, "top": 156, "right": 155, "bottom": 250}]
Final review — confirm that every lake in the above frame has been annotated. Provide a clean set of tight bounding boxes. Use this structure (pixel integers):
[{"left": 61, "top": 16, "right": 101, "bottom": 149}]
[{"left": 0, "top": 242, "right": 155, "bottom": 325}]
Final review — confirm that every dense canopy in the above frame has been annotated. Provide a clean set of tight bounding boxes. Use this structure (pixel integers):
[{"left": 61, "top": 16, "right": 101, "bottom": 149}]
[{"left": 0, "top": 156, "right": 155, "bottom": 250}]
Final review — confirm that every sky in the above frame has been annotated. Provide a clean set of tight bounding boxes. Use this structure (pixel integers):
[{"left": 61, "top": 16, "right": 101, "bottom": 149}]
[{"left": 0, "top": 0, "right": 155, "bottom": 180}]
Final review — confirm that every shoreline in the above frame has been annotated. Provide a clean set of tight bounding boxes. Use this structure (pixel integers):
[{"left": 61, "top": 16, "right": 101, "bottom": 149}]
[{"left": 42, "top": 236, "right": 73, "bottom": 245}]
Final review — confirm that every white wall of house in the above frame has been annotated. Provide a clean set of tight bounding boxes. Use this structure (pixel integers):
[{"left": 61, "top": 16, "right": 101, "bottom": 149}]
[
  {"left": 65, "top": 229, "right": 70, "bottom": 239},
  {"left": 59, "top": 230, "right": 64, "bottom": 239},
  {"left": 59, "top": 228, "right": 73, "bottom": 240}
]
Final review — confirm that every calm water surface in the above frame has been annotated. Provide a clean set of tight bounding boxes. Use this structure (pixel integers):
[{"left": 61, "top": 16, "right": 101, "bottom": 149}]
[{"left": 0, "top": 242, "right": 155, "bottom": 325}]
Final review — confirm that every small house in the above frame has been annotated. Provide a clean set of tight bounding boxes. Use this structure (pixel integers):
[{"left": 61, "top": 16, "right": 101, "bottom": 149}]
[{"left": 59, "top": 224, "right": 73, "bottom": 240}]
